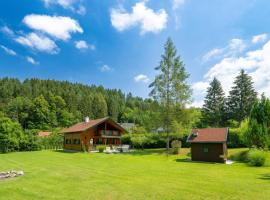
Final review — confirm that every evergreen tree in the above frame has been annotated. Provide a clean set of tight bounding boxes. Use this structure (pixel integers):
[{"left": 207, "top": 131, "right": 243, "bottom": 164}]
[
  {"left": 226, "top": 69, "right": 257, "bottom": 123},
  {"left": 149, "top": 38, "right": 192, "bottom": 152},
  {"left": 202, "top": 78, "right": 225, "bottom": 127}
]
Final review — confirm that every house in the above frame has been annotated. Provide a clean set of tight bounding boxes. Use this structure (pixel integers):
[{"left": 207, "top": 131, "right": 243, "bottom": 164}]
[
  {"left": 187, "top": 128, "right": 228, "bottom": 163},
  {"left": 38, "top": 131, "right": 52, "bottom": 138},
  {"left": 61, "top": 117, "right": 126, "bottom": 151},
  {"left": 119, "top": 123, "right": 135, "bottom": 133}
]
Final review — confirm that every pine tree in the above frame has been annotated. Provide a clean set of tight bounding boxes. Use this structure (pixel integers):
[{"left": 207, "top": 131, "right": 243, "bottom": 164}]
[
  {"left": 226, "top": 69, "right": 257, "bottom": 123},
  {"left": 202, "top": 78, "right": 225, "bottom": 127},
  {"left": 149, "top": 38, "right": 192, "bottom": 153}
]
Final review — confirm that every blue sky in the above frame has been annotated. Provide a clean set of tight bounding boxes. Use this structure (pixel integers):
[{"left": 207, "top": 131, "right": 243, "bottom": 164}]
[{"left": 1, "top": 0, "right": 270, "bottom": 107}]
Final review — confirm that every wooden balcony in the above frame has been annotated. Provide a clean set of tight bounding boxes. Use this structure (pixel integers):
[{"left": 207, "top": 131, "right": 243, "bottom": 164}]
[{"left": 99, "top": 130, "right": 121, "bottom": 138}]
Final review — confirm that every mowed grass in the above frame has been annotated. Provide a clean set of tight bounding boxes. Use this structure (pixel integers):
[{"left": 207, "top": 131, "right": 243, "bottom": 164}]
[{"left": 0, "top": 149, "right": 269, "bottom": 200}]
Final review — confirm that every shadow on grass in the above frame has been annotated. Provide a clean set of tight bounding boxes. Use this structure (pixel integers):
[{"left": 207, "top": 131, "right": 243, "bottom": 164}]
[
  {"left": 175, "top": 158, "right": 221, "bottom": 164},
  {"left": 53, "top": 150, "right": 79, "bottom": 154},
  {"left": 258, "top": 174, "right": 270, "bottom": 181},
  {"left": 121, "top": 149, "right": 167, "bottom": 156}
]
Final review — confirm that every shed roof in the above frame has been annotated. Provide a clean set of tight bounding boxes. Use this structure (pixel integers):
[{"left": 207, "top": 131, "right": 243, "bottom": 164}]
[
  {"left": 61, "top": 117, "right": 126, "bottom": 133},
  {"left": 38, "top": 131, "right": 52, "bottom": 137},
  {"left": 187, "top": 128, "right": 228, "bottom": 143}
]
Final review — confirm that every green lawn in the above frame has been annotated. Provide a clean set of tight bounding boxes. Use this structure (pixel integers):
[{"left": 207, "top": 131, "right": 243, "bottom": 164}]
[{"left": 0, "top": 149, "right": 269, "bottom": 200}]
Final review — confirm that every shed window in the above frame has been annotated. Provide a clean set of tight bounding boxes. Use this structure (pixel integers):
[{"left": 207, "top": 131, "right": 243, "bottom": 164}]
[
  {"left": 203, "top": 147, "right": 209, "bottom": 153},
  {"left": 65, "top": 139, "right": 71, "bottom": 144}
]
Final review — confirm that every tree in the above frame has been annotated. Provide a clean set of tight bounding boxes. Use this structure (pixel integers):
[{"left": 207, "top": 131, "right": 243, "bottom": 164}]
[
  {"left": 149, "top": 38, "right": 192, "bottom": 153},
  {"left": 202, "top": 78, "right": 225, "bottom": 127},
  {"left": 244, "top": 95, "right": 270, "bottom": 148},
  {"left": 91, "top": 93, "right": 108, "bottom": 118},
  {"left": 0, "top": 113, "right": 24, "bottom": 153},
  {"left": 226, "top": 69, "right": 257, "bottom": 123}
]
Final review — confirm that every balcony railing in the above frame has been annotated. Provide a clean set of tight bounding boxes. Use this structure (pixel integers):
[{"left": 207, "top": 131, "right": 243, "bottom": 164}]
[{"left": 100, "top": 130, "right": 121, "bottom": 137}]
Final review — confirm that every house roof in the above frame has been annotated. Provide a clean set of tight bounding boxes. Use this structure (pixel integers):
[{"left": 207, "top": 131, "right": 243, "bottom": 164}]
[
  {"left": 187, "top": 128, "right": 228, "bottom": 143},
  {"left": 61, "top": 117, "right": 126, "bottom": 134},
  {"left": 38, "top": 131, "right": 52, "bottom": 137}
]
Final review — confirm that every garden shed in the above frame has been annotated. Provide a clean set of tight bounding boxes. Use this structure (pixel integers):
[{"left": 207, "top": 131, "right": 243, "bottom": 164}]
[{"left": 187, "top": 128, "right": 229, "bottom": 163}]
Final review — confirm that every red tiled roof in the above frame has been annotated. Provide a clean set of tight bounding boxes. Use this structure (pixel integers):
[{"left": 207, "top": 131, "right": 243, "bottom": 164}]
[
  {"left": 61, "top": 117, "right": 126, "bottom": 134},
  {"left": 187, "top": 128, "right": 228, "bottom": 143},
  {"left": 38, "top": 131, "right": 52, "bottom": 137}
]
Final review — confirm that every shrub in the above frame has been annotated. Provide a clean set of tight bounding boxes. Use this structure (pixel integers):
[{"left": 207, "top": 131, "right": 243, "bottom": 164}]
[
  {"left": 229, "top": 150, "right": 249, "bottom": 162},
  {"left": 247, "top": 149, "right": 266, "bottom": 167},
  {"left": 171, "top": 140, "right": 181, "bottom": 154},
  {"left": 98, "top": 145, "right": 105, "bottom": 153}
]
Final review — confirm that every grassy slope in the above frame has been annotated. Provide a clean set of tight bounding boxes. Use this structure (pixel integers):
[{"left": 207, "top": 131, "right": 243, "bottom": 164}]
[{"left": 0, "top": 149, "right": 269, "bottom": 200}]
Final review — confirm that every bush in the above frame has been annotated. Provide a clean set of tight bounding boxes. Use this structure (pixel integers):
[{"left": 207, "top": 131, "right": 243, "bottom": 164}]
[
  {"left": 229, "top": 150, "right": 249, "bottom": 162},
  {"left": 247, "top": 149, "right": 266, "bottom": 167},
  {"left": 171, "top": 140, "right": 181, "bottom": 154},
  {"left": 98, "top": 145, "right": 105, "bottom": 153}
]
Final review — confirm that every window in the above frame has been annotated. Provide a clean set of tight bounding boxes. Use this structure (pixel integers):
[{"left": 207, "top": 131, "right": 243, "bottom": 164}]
[
  {"left": 203, "top": 147, "right": 209, "bottom": 153},
  {"left": 65, "top": 139, "right": 71, "bottom": 144},
  {"left": 73, "top": 139, "right": 81, "bottom": 145}
]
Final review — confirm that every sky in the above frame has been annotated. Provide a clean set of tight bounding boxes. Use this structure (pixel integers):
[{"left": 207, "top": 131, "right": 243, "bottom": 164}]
[{"left": 1, "top": 0, "right": 270, "bottom": 107}]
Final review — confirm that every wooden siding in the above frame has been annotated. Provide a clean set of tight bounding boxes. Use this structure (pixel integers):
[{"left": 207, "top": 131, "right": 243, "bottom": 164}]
[{"left": 191, "top": 143, "right": 227, "bottom": 163}]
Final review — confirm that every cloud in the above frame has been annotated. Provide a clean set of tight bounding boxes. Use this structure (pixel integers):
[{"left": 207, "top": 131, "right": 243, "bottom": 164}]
[
  {"left": 26, "top": 56, "right": 39, "bottom": 65},
  {"left": 110, "top": 2, "right": 168, "bottom": 34},
  {"left": 23, "top": 14, "right": 83, "bottom": 41},
  {"left": 0, "top": 45, "right": 17, "bottom": 56},
  {"left": 228, "top": 38, "right": 246, "bottom": 53},
  {"left": 100, "top": 65, "right": 112, "bottom": 72},
  {"left": 15, "top": 32, "right": 59, "bottom": 54},
  {"left": 202, "top": 38, "right": 246, "bottom": 62},
  {"left": 194, "top": 38, "right": 270, "bottom": 108},
  {"left": 202, "top": 48, "right": 224, "bottom": 62},
  {"left": 0, "top": 26, "right": 15, "bottom": 37},
  {"left": 41, "top": 0, "right": 86, "bottom": 15},
  {"left": 252, "top": 33, "right": 267, "bottom": 44},
  {"left": 172, "top": 0, "right": 185, "bottom": 10},
  {"left": 75, "top": 40, "right": 95, "bottom": 50},
  {"left": 134, "top": 74, "right": 150, "bottom": 83}
]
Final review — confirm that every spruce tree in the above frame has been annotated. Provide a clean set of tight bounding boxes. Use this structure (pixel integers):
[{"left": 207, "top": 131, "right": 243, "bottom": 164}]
[
  {"left": 226, "top": 69, "right": 257, "bottom": 123},
  {"left": 202, "top": 78, "right": 225, "bottom": 127}
]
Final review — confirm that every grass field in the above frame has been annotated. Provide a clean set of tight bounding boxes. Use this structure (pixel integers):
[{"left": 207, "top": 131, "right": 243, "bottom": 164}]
[{"left": 0, "top": 148, "right": 269, "bottom": 200}]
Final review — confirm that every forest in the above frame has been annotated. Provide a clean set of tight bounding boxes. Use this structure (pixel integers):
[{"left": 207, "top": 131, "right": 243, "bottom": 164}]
[{"left": 0, "top": 39, "right": 269, "bottom": 153}]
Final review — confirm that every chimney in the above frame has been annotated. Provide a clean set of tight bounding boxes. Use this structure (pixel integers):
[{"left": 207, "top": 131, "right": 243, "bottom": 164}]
[{"left": 85, "top": 116, "right": 90, "bottom": 123}]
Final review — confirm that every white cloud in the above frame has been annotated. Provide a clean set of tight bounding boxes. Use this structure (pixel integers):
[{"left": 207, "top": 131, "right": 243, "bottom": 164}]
[
  {"left": 0, "top": 45, "right": 17, "bottom": 56},
  {"left": 228, "top": 38, "right": 246, "bottom": 53},
  {"left": 202, "top": 48, "right": 223, "bottom": 62},
  {"left": 0, "top": 26, "right": 15, "bottom": 37},
  {"left": 41, "top": 0, "right": 86, "bottom": 15},
  {"left": 202, "top": 38, "right": 246, "bottom": 62},
  {"left": 23, "top": 14, "right": 83, "bottom": 41},
  {"left": 195, "top": 39, "right": 270, "bottom": 108},
  {"left": 134, "top": 74, "right": 150, "bottom": 83},
  {"left": 110, "top": 2, "right": 168, "bottom": 34},
  {"left": 173, "top": 0, "right": 185, "bottom": 10},
  {"left": 100, "top": 65, "right": 112, "bottom": 72},
  {"left": 26, "top": 56, "right": 39, "bottom": 65},
  {"left": 192, "top": 81, "right": 208, "bottom": 94},
  {"left": 15, "top": 32, "right": 59, "bottom": 54},
  {"left": 75, "top": 40, "right": 95, "bottom": 50},
  {"left": 77, "top": 5, "right": 86, "bottom": 15},
  {"left": 252, "top": 33, "right": 267, "bottom": 44}
]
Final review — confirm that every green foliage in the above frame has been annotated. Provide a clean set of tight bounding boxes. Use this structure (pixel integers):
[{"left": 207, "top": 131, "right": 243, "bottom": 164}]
[
  {"left": 226, "top": 69, "right": 257, "bottom": 123},
  {"left": 247, "top": 149, "right": 267, "bottom": 166},
  {"left": 0, "top": 113, "right": 25, "bottom": 153},
  {"left": 244, "top": 95, "right": 270, "bottom": 149},
  {"left": 39, "top": 132, "right": 63, "bottom": 150},
  {"left": 229, "top": 150, "right": 249, "bottom": 162},
  {"left": 171, "top": 140, "right": 181, "bottom": 154},
  {"left": 98, "top": 145, "right": 105, "bottom": 153},
  {"left": 149, "top": 38, "right": 192, "bottom": 151},
  {"left": 202, "top": 78, "right": 225, "bottom": 127},
  {"left": 130, "top": 134, "right": 149, "bottom": 150}
]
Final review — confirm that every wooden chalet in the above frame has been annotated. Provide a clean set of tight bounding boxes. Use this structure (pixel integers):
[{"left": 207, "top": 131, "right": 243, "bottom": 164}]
[{"left": 61, "top": 117, "right": 126, "bottom": 151}]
